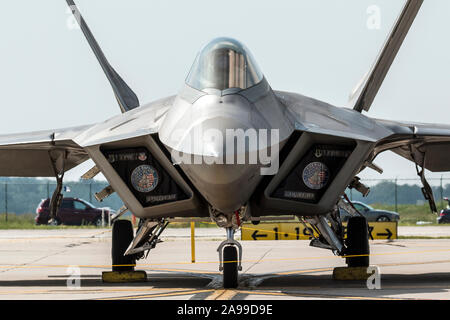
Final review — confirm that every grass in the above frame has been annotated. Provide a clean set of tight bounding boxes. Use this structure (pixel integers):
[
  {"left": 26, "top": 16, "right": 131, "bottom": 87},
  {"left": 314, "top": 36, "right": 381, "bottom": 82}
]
[
  {"left": 0, "top": 203, "right": 447, "bottom": 229},
  {"left": 0, "top": 213, "right": 212, "bottom": 230},
  {"left": 398, "top": 236, "right": 450, "bottom": 239},
  {"left": 370, "top": 203, "right": 444, "bottom": 226},
  {"left": 0, "top": 213, "right": 108, "bottom": 230},
  {"left": 167, "top": 222, "right": 218, "bottom": 229}
]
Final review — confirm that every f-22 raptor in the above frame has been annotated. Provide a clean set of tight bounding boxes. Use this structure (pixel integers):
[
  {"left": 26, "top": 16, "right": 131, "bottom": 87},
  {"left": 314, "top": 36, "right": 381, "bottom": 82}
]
[{"left": 0, "top": 0, "right": 448, "bottom": 287}]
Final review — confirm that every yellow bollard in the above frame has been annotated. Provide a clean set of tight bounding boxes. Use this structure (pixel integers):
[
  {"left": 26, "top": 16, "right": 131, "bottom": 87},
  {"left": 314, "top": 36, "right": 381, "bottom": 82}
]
[{"left": 191, "top": 221, "right": 195, "bottom": 263}]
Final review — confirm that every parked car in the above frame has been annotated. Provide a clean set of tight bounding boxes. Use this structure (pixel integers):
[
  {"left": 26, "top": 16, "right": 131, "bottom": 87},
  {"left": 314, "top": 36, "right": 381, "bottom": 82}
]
[
  {"left": 437, "top": 197, "right": 450, "bottom": 224},
  {"left": 340, "top": 201, "right": 400, "bottom": 222},
  {"left": 35, "top": 197, "right": 114, "bottom": 226}
]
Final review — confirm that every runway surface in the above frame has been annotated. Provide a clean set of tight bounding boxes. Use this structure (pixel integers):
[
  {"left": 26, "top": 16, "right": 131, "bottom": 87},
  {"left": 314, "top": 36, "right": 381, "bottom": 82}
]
[{"left": 0, "top": 228, "right": 450, "bottom": 300}]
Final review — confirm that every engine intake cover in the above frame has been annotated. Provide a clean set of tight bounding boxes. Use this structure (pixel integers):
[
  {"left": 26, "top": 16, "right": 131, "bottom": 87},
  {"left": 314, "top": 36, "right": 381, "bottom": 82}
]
[
  {"left": 271, "top": 144, "right": 353, "bottom": 204},
  {"left": 102, "top": 147, "right": 188, "bottom": 207}
]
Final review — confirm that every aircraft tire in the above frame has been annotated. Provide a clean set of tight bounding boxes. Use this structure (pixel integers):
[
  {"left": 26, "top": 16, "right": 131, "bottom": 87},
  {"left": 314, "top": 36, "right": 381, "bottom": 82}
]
[
  {"left": 345, "top": 216, "right": 370, "bottom": 267},
  {"left": 223, "top": 245, "right": 238, "bottom": 288},
  {"left": 112, "top": 220, "right": 136, "bottom": 272}
]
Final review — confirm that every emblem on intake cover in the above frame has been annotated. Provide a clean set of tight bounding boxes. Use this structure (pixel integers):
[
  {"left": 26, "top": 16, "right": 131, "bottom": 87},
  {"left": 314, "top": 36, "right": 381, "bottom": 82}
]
[
  {"left": 314, "top": 149, "right": 323, "bottom": 158},
  {"left": 138, "top": 152, "right": 147, "bottom": 161},
  {"left": 131, "top": 165, "right": 159, "bottom": 193},
  {"left": 302, "top": 162, "right": 330, "bottom": 190}
]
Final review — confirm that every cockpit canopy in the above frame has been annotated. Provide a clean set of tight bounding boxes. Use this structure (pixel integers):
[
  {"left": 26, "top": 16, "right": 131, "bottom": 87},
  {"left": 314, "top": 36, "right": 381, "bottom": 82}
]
[{"left": 186, "top": 37, "right": 263, "bottom": 92}]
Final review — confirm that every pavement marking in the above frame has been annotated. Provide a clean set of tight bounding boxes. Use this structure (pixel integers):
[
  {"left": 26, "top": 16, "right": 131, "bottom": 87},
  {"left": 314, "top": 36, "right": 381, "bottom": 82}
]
[
  {"left": 0, "top": 265, "right": 220, "bottom": 275},
  {"left": 275, "top": 267, "right": 334, "bottom": 275},
  {"left": 205, "top": 289, "right": 226, "bottom": 300},
  {"left": 272, "top": 260, "right": 450, "bottom": 276},
  {"left": 379, "top": 285, "right": 450, "bottom": 290},
  {"left": 0, "top": 287, "right": 190, "bottom": 296},
  {"left": 206, "top": 289, "right": 237, "bottom": 300},
  {"left": 97, "top": 289, "right": 214, "bottom": 300},
  {"left": 0, "top": 285, "right": 439, "bottom": 300},
  {"left": 1, "top": 247, "right": 450, "bottom": 271},
  {"left": 0, "top": 230, "right": 111, "bottom": 242},
  {"left": 217, "top": 290, "right": 237, "bottom": 300},
  {"left": 378, "top": 259, "right": 450, "bottom": 268},
  {"left": 235, "top": 289, "right": 407, "bottom": 300},
  {"left": 144, "top": 267, "right": 219, "bottom": 275},
  {"left": 0, "top": 261, "right": 448, "bottom": 299}
]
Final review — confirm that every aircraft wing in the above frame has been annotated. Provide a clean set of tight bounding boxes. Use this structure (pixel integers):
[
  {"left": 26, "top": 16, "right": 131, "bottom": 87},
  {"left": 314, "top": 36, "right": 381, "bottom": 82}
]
[
  {"left": 0, "top": 125, "right": 92, "bottom": 177},
  {"left": 373, "top": 119, "right": 450, "bottom": 172},
  {"left": 0, "top": 95, "right": 174, "bottom": 177}
]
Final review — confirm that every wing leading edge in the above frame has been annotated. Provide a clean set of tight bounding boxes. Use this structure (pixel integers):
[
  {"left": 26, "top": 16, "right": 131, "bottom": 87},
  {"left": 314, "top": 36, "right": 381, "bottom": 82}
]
[
  {"left": 0, "top": 125, "right": 93, "bottom": 177},
  {"left": 373, "top": 119, "right": 450, "bottom": 172},
  {"left": 0, "top": 95, "right": 174, "bottom": 177}
]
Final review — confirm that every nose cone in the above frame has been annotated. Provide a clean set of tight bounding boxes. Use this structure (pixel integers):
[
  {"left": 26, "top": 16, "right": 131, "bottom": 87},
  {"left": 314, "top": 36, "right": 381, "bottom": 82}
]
[
  {"left": 160, "top": 94, "right": 273, "bottom": 213},
  {"left": 162, "top": 95, "right": 261, "bottom": 212},
  {"left": 160, "top": 93, "right": 271, "bottom": 156}
]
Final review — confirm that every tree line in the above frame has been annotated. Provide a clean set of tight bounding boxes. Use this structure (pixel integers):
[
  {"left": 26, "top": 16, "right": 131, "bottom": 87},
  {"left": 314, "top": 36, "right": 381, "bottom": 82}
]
[
  {"left": 0, "top": 177, "right": 448, "bottom": 214},
  {"left": 0, "top": 177, "right": 123, "bottom": 214},
  {"left": 347, "top": 180, "right": 450, "bottom": 205}
]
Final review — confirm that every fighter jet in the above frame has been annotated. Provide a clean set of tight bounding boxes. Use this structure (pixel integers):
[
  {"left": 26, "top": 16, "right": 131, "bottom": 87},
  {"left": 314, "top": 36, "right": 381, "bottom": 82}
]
[{"left": 0, "top": 0, "right": 448, "bottom": 288}]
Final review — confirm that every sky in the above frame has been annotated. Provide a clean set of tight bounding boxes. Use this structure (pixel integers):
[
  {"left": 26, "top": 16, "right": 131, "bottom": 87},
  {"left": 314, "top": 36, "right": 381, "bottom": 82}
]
[{"left": 0, "top": 0, "right": 449, "bottom": 185}]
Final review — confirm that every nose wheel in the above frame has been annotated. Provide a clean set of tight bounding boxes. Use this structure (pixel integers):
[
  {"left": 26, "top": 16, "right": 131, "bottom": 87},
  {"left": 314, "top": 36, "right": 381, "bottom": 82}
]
[
  {"left": 217, "top": 228, "right": 242, "bottom": 288},
  {"left": 223, "top": 246, "right": 238, "bottom": 288}
]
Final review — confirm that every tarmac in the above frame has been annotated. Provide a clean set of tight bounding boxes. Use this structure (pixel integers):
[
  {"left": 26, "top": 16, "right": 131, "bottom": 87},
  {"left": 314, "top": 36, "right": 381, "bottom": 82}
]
[{"left": 0, "top": 227, "right": 449, "bottom": 300}]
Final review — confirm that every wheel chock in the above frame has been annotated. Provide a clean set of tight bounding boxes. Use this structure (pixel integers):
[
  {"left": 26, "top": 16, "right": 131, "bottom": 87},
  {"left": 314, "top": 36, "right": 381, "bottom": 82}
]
[
  {"left": 102, "top": 270, "right": 147, "bottom": 283},
  {"left": 332, "top": 266, "right": 374, "bottom": 281}
]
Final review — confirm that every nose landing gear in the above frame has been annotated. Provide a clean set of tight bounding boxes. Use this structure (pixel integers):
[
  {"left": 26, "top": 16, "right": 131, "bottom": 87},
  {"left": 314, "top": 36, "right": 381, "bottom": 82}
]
[{"left": 217, "top": 227, "right": 242, "bottom": 288}]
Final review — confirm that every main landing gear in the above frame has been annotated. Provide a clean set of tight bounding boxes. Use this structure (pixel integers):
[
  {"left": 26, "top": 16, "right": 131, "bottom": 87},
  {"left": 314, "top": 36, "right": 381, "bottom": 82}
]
[
  {"left": 305, "top": 204, "right": 370, "bottom": 280},
  {"left": 111, "top": 220, "right": 136, "bottom": 271},
  {"left": 304, "top": 197, "right": 372, "bottom": 280},
  {"left": 332, "top": 215, "right": 371, "bottom": 280},
  {"left": 345, "top": 216, "right": 370, "bottom": 267},
  {"left": 102, "top": 219, "right": 147, "bottom": 283}
]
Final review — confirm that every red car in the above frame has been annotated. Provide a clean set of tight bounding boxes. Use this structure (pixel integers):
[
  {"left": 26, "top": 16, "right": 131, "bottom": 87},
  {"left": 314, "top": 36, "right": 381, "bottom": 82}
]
[{"left": 35, "top": 197, "right": 113, "bottom": 226}]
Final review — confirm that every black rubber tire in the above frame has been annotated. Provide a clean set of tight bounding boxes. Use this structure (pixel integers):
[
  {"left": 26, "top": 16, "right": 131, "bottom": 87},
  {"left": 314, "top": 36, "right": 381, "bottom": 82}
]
[
  {"left": 112, "top": 220, "right": 135, "bottom": 272},
  {"left": 345, "top": 216, "right": 370, "bottom": 267},
  {"left": 376, "top": 215, "right": 390, "bottom": 222},
  {"left": 93, "top": 217, "right": 103, "bottom": 227},
  {"left": 223, "top": 246, "right": 238, "bottom": 288},
  {"left": 49, "top": 218, "right": 61, "bottom": 226}
]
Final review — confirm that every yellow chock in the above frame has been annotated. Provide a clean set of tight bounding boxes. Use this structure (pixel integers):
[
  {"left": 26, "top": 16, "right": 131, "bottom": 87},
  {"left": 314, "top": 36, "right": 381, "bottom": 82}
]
[
  {"left": 333, "top": 266, "right": 373, "bottom": 281},
  {"left": 102, "top": 270, "right": 147, "bottom": 283}
]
